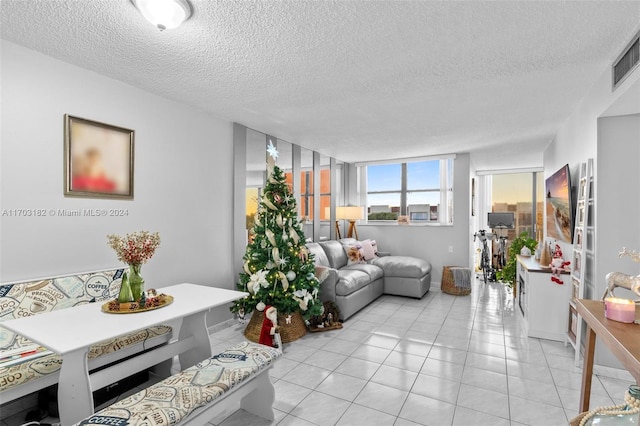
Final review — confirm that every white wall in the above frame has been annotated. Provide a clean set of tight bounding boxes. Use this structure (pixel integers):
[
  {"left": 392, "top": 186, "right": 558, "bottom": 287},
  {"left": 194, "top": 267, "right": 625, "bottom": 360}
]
[
  {"left": 0, "top": 41, "right": 235, "bottom": 323},
  {"left": 359, "top": 153, "right": 471, "bottom": 285},
  {"left": 543, "top": 38, "right": 640, "bottom": 367}
]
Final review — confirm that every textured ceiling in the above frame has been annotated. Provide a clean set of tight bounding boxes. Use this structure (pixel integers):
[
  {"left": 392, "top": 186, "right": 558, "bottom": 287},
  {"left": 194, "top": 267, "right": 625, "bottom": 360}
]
[{"left": 2, "top": 1, "right": 639, "bottom": 169}]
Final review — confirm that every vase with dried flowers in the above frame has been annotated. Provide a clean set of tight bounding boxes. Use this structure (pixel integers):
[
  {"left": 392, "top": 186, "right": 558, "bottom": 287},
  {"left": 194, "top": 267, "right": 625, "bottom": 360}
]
[{"left": 107, "top": 231, "right": 161, "bottom": 303}]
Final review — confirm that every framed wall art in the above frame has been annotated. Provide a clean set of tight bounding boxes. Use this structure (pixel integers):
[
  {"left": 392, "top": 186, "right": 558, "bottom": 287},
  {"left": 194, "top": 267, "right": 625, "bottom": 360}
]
[{"left": 64, "top": 115, "right": 134, "bottom": 199}]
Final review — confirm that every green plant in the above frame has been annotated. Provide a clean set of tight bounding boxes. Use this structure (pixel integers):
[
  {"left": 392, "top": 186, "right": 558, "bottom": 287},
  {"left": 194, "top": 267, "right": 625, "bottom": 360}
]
[
  {"left": 368, "top": 212, "right": 398, "bottom": 220},
  {"left": 496, "top": 231, "right": 537, "bottom": 287}
]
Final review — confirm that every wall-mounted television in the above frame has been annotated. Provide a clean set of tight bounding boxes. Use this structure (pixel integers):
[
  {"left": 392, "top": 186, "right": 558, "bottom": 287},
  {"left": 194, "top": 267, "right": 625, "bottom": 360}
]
[
  {"left": 488, "top": 212, "right": 515, "bottom": 229},
  {"left": 545, "top": 164, "right": 573, "bottom": 243}
]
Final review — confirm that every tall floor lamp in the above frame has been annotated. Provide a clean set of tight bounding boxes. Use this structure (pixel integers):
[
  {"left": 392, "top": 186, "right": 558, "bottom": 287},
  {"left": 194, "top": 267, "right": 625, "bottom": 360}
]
[{"left": 336, "top": 206, "right": 365, "bottom": 239}]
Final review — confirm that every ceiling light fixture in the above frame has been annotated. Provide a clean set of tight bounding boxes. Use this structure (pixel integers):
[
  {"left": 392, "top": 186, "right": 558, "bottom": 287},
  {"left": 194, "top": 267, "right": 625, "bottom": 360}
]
[{"left": 131, "top": 0, "right": 192, "bottom": 31}]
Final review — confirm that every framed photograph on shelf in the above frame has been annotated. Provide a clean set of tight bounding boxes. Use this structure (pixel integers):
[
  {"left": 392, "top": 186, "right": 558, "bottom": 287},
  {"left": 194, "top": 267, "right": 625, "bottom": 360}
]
[
  {"left": 573, "top": 252, "right": 582, "bottom": 280},
  {"left": 571, "top": 278, "right": 580, "bottom": 302},
  {"left": 575, "top": 229, "right": 583, "bottom": 250},
  {"left": 577, "top": 203, "right": 585, "bottom": 226},
  {"left": 579, "top": 178, "right": 586, "bottom": 200},
  {"left": 568, "top": 305, "right": 578, "bottom": 343},
  {"left": 64, "top": 114, "right": 134, "bottom": 199}
]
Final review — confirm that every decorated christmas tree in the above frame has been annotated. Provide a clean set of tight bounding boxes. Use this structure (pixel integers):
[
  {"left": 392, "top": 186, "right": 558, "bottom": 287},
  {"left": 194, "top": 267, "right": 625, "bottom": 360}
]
[{"left": 231, "top": 142, "right": 323, "bottom": 322}]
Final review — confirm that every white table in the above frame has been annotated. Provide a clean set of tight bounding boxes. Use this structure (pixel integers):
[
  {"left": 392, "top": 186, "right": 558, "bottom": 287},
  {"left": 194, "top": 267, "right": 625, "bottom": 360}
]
[{"left": 1, "top": 283, "right": 248, "bottom": 425}]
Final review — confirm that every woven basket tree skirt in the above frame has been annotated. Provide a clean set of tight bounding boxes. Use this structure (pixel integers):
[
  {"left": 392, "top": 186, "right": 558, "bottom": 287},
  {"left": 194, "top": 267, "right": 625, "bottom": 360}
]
[{"left": 244, "top": 310, "right": 307, "bottom": 343}]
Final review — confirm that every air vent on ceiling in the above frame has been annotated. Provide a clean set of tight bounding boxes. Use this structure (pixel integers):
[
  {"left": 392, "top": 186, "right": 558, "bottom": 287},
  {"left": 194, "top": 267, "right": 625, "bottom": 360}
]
[{"left": 612, "top": 30, "right": 640, "bottom": 91}]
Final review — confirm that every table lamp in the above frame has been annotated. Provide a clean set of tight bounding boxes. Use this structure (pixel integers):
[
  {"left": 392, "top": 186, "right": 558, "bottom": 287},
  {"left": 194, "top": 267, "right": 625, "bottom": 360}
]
[{"left": 336, "top": 206, "right": 365, "bottom": 239}]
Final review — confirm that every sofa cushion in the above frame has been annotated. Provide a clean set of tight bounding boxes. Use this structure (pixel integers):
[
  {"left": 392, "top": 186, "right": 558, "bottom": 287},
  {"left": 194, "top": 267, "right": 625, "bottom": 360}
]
[
  {"left": 319, "top": 240, "right": 348, "bottom": 269},
  {"left": 372, "top": 256, "right": 432, "bottom": 278},
  {"left": 0, "top": 325, "right": 172, "bottom": 392},
  {"left": 307, "top": 242, "right": 330, "bottom": 267},
  {"left": 343, "top": 264, "right": 384, "bottom": 282},
  {"left": 78, "top": 341, "right": 281, "bottom": 426},
  {"left": 335, "top": 270, "right": 371, "bottom": 296},
  {"left": 0, "top": 269, "right": 173, "bottom": 396}
]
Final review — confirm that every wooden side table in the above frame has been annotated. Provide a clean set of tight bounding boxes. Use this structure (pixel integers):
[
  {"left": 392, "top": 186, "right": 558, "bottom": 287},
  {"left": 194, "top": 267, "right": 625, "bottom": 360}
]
[{"left": 575, "top": 299, "right": 640, "bottom": 413}]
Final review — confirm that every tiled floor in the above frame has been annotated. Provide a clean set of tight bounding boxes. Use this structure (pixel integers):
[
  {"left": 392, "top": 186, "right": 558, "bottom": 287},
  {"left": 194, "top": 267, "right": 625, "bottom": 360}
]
[
  {"left": 3, "top": 277, "right": 635, "bottom": 426},
  {"left": 207, "top": 278, "right": 634, "bottom": 426}
]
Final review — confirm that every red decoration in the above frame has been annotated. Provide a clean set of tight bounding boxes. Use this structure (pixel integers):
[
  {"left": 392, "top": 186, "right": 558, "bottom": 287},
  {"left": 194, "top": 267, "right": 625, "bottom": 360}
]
[
  {"left": 259, "top": 305, "right": 279, "bottom": 348},
  {"left": 550, "top": 244, "right": 570, "bottom": 285}
]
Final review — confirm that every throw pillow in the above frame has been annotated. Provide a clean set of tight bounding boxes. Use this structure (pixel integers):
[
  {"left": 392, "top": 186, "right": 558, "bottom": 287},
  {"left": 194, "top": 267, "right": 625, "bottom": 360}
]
[
  {"left": 344, "top": 244, "right": 366, "bottom": 264},
  {"left": 370, "top": 239, "right": 378, "bottom": 254},
  {"left": 361, "top": 239, "right": 377, "bottom": 260}
]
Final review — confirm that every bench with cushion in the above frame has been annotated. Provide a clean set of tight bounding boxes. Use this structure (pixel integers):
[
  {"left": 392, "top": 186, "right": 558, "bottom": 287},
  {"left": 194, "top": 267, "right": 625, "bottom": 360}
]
[
  {"left": 307, "top": 238, "right": 431, "bottom": 320},
  {"left": 77, "top": 340, "right": 282, "bottom": 425},
  {"left": 0, "top": 268, "right": 172, "bottom": 407}
]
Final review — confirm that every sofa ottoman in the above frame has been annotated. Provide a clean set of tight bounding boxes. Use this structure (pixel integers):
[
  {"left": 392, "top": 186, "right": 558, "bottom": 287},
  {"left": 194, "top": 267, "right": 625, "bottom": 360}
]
[{"left": 371, "top": 255, "right": 431, "bottom": 298}]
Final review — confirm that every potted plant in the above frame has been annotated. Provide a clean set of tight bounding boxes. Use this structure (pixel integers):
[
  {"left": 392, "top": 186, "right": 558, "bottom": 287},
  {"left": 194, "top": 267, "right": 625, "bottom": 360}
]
[{"left": 496, "top": 231, "right": 537, "bottom": 288}]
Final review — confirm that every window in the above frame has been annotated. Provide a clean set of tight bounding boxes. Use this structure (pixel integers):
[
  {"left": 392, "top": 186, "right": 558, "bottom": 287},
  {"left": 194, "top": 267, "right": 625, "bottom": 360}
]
[
  {"left": 361, "top": 158, "right": 454, "bottom": 224},
  {"left": 285, "top": 166, "right": 330, "bottom": 222},
  {"left": 491, "top": 172, "right": 543, "bottom": 240}
]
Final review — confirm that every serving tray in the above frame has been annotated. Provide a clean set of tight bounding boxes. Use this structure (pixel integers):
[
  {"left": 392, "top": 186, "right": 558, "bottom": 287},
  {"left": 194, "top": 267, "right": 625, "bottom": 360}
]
[{"left": 101, "top": 294, "right": 173, "bottom": 314}]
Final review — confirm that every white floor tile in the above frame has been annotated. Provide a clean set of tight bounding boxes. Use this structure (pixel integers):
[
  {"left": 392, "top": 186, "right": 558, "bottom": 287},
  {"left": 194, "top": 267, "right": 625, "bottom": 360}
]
[
  {"left": 290, "top": 391, "right": 351, "bottom": 426},
  {"left": 399, "top": 393, "right": 456, "bottom": 425},
  {"left": 9, "top": 276, "right": 636, "bottom": 426},
  {"left": 334, "top": 357, "right": 381, "bottom": 380},
  {"left": 351, "top": 343, "right": 393, "bottom": 363},
  {"left": 383, "top": 350, "right": 427, "bottom": 372},
  {"left": 457, "top": 383, "right": 510, "bottom": 419},
  {"left": 354, "top": 381, "right": 409, "bottom": 416},
  {"left": 335, "top": 403, "right": 397, "bottom": 426},
  {"left": 509, "top": 394, "right": 568, "bottom": 426},
  {"left": 452, "top": 406, "right": 511, "bottom": 426},
  {"left": 315, "top": 371, "right": 368, "bottom": 402},
  {"left": 420, "top": 357, "right": 465, "bottom": 381},
  {"left": 370, "top": 364, "right": 419, "bottom": 391},
  {"left": 411, "top": 373, "right": 461, "bottom": 404},
  {"left": 281, "top": 363, "right": 332, "bottom": 389},
  {"left": 302, "top": 349, "right": 348, "bottom": 371},
  {"left": 461, "top": 365, "right": 508, "bottom": 394}
]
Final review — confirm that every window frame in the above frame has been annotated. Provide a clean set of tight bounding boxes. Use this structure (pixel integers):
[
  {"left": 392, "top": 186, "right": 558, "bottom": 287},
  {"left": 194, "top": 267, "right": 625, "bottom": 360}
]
[{"left": 358, "top": 156, "right": 455, "bottom": 225}]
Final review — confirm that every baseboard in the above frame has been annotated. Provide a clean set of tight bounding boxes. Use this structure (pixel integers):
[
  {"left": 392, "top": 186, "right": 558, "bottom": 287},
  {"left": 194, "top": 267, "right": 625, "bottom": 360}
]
[{"left": 207, "top": 318, "right": 238, "bottom": 334}]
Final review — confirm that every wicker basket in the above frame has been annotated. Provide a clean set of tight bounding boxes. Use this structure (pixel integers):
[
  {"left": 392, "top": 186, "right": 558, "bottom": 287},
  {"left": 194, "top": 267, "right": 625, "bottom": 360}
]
[
  {"left": 568, "top": 413, "right": 587, "bottom": 426},
  {"left": 244, "top": 309, "right": 307, "bottom": 344},
  {"left": 441, "top": 266, "right": 471, "bottom": 296}
]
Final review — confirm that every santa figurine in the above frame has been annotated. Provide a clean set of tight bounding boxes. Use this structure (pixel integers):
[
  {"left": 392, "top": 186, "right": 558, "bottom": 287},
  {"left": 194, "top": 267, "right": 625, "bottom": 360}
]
[
  {"left": 549, "top": 244, "right": 571, "bottom": 284},
  {"left": 259, "top": 305, "right": 281, "bottom": 348}
]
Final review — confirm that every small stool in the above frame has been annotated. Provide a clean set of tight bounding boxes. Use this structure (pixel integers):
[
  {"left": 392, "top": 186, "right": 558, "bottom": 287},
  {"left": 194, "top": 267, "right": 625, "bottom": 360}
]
[{"left": 441, "top": 266, "right": 471, "bottom": 295}]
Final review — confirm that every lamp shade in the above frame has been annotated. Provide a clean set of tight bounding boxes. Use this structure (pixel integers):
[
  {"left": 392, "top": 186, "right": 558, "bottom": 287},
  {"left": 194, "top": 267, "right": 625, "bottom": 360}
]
[
  {"left": 336, "top": 206, "right": 364, "bottom": 221},
  {"left": 131, "top": 0, "right": 192, "bottom": 30}
]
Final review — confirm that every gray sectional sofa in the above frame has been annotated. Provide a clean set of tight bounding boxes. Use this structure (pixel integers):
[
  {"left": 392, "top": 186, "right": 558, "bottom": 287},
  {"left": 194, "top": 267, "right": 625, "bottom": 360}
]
[{"left": 307, "top": 238, "right": 432, "bottom": 320}]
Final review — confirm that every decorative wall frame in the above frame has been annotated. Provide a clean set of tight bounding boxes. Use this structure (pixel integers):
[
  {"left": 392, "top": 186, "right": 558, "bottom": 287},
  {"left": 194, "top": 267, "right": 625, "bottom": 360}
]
[
  {"left": 573, "top": 251, "right": 582, "bottom": 280},
  {"left": 571, "top": 277, "right": 580, "bottom": 302},
  {"left": 568, "top": 304, "right": 578, "bottom": 343},
  {"left": 64, "top": 114, "right": 134, "bottom": 199},
  {"left": 577, "top": 204, "right": 585, "bottom": 226},
  {"left": 575, "top": 228, "right": 583, "bottom": 250}
]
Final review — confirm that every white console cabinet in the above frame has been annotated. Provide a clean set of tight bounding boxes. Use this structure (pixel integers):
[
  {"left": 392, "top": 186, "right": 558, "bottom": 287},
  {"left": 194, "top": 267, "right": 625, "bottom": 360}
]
[{"left": 515, "top": 255, "right": 571, "bottom": 342}]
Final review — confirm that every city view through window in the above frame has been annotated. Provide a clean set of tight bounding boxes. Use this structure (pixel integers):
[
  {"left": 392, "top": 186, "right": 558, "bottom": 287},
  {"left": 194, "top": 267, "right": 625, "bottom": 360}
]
[
  {"left": 366, "top": 160, "right": 451, "bottom": 223},
  {"left": 491, "top": 172, "right": 544, "bottom": 258}
]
